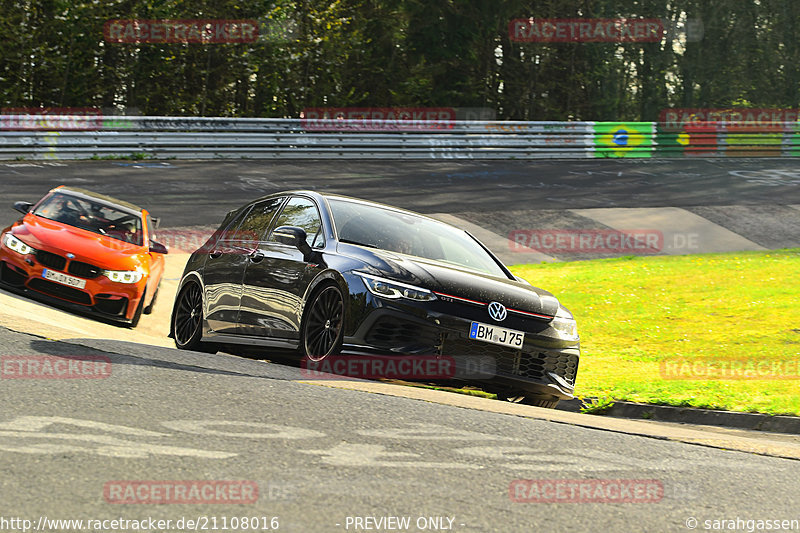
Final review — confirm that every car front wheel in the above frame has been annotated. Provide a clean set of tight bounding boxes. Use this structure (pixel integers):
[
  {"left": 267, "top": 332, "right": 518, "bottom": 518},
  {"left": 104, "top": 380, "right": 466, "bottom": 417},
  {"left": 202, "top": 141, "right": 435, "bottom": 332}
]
[
  {"left": 128, "top": 289, "right": 145, "bottom": 329},
  {"left": 300, "top": 283, "right": 344, "bottom": 362},
  {"left": 497, "top": 391, "right": 560, "bottom": 409},
  {"left": 173, "top": 281, "right": 216, "bottom": 353}
]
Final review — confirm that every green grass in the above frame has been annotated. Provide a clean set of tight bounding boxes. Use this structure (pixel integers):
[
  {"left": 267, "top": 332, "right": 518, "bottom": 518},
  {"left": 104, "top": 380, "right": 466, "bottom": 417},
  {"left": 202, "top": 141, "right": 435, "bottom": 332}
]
[{"left": 509, "top": 249, "right": 800, "bottom": 416}]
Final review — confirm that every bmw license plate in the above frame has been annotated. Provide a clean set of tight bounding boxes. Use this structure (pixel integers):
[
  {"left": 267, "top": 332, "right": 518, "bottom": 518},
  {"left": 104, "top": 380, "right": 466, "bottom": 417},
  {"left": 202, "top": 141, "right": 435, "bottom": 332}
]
[
  {"left": 469, "top": 321, "right": 524, "bottom": 349},
  {"left": 42, "top": 268, "right": 86, "bottom": 289}
]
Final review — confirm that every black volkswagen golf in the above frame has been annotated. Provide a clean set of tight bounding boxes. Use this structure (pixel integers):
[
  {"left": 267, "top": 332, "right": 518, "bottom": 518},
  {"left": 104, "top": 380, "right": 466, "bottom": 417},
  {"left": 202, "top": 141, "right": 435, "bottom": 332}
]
[{"left": 170, "top": 191, "right": 579, "bottom": 408}]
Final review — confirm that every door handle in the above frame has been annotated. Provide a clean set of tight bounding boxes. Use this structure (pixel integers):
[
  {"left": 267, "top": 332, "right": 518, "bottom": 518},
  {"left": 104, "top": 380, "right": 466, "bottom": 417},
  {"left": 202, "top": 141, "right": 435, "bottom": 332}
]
[{"left": 209, "top": 249, "right": 223, "bottom": 259}]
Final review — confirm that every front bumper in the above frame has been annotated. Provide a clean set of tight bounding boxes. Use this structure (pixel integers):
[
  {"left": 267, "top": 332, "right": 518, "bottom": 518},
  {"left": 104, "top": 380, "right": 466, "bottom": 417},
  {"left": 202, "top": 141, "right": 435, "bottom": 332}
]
[
  {"left": 343, "top": 289, "right": 580, "bottom": 401},
  {"left": 0, "top": 247, "right": 146, "bottom": 322}
]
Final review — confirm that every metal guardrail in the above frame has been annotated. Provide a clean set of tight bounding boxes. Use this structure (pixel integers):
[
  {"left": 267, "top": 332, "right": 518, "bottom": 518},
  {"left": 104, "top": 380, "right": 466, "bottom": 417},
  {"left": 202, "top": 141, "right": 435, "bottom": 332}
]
[{"left": 0, "top": 116, "right": 797, "bottom": 160}]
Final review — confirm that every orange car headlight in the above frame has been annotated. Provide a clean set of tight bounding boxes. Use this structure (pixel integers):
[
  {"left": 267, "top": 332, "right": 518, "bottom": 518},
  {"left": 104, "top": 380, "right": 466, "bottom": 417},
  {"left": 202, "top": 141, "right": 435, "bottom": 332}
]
[
  {"left": 103, "top": 269, "right": 144, "bottom": 284},
  {"left": 3, "top": 233, "right": 36, "bottom": 255}
]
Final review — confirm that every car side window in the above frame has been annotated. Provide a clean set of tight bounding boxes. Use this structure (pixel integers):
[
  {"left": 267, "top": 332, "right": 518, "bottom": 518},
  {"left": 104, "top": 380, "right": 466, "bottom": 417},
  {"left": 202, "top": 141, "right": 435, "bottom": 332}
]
[
  {"left": 232, "top": 198, "right": 285, "bottom": 247},
  {"left": 269, "top": 197, "right": 324, "bottom": 248},
  {"left": 213, "top": 205, "right": 253, "bottom": 248}
]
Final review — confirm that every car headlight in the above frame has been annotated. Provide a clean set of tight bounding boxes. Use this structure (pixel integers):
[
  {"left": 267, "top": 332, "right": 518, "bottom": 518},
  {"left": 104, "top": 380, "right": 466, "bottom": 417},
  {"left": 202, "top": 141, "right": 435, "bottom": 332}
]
[
  {"left": 357, "top": 272, "right": 437, "bottom": 301},
  {"left": 3, "top": 233, "right": 35, "bottom": 255},
  {"left": 104, "top": 269, "right": 144, "bottom": 284},
  {"left": 551, "top": 316, "right": 579, "bottom": 341}
]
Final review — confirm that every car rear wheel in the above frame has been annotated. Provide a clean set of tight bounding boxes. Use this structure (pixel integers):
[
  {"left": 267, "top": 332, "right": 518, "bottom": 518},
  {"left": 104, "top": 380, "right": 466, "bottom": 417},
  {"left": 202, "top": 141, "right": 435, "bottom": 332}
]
[
  {"left": 173, "top": 281, "right": 216, "bottom": 353},
  {"left": 301, "top": 283, "right": 344, "bottom": 362}
]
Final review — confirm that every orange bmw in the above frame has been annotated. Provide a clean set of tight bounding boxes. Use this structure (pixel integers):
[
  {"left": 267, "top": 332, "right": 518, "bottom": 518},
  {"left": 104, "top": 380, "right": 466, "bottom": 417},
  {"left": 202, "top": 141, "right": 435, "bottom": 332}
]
[{"left": 0, "top": 186, "right": 167, "bottom": 327}]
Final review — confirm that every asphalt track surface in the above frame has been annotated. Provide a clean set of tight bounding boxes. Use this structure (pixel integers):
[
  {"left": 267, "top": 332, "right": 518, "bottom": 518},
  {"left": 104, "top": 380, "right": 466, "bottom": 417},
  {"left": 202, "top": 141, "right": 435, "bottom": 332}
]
[
  {"left": 1, "top": 159, "right": 800, "bottom": 532},
  {"left": 2, "top": 158, "right": 800, "bottom": 228},
  {"left": 2, "top": 325, "right": 800, "bottom": 533}
]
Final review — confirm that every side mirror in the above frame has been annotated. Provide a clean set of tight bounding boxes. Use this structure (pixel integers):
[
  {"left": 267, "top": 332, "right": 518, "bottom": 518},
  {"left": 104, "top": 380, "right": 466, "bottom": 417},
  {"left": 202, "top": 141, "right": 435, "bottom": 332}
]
[
  {"left": 149, "top": 241, "right": 169, "bottom": 254},
  {"left": 273, "top": 225, "right": 312, "bottom": 257},
  {"left": 13, "top": 201, "right": 33, "bottom": 215}
]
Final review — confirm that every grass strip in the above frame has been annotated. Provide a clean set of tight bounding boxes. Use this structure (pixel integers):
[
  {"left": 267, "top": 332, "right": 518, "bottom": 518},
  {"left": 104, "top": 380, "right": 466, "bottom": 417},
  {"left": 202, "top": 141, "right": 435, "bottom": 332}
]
[{"left": 509, "top": 249, "right": 800, "bottom": 416}]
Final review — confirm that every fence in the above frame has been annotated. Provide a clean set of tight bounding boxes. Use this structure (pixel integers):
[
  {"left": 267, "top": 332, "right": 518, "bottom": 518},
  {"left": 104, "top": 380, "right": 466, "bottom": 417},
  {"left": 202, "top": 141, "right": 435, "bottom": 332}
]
[{"left": 1, "top": 116, "right": 798, "bottom": 160}]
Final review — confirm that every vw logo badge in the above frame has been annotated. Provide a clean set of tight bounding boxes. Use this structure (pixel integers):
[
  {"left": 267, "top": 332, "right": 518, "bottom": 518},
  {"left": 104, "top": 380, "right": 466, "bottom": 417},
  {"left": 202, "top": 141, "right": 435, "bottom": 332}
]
[
  {"left": 488, "top": 301, "right": 507, "bottom": 322},
  {"left": 66, "top": 253, "right": 75, "bottom": 259}
]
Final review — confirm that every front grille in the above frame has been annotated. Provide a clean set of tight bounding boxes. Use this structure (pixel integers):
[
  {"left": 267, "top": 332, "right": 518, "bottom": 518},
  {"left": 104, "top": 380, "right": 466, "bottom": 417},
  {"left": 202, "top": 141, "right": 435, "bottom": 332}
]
[
  {"left": 68, "top": 260, "right": 103, "bottom": 279},
  {"left": 36, "top": 250, "right": 66, "bottom": 271},
  {"left": 365, "top": 317, "right": 442, "bottom": 351},
  {"left": 540, "top": 351, "right": 579, "bottom": 386},
  {"left": 441, "top": 337, "right": 578, "bottom": 386},
  {"left": 28, "top": 278, "right": 93, "bottom": 306}
]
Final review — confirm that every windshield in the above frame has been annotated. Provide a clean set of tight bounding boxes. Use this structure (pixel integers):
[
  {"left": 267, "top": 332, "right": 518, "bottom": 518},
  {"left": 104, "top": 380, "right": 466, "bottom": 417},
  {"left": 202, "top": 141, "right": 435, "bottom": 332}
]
[
  {"left": 328, "top": 198, "right": 507, "bottom": 278},
  {"left": 33, "top": 192, "right": 144, "bottom": 246}
]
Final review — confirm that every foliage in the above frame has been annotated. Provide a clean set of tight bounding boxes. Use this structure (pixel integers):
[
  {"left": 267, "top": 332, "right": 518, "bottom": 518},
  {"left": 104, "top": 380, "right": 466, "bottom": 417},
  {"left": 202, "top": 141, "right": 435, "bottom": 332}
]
[
  {"left": 1, "top": 1, "right": 798, "bottom": 119},
  {"left": 579, "top": 396, "right": 616, "bottom": 414}
]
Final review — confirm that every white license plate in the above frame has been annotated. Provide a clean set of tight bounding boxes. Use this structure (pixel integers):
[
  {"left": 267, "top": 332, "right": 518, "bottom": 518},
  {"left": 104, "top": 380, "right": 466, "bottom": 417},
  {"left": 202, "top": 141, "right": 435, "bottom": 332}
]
[
  {"left": 42, "top": 268, "right": 86, "bottom": 289},
  {"left": 469, "top": 321, "right": 525, "bottom": 349}
]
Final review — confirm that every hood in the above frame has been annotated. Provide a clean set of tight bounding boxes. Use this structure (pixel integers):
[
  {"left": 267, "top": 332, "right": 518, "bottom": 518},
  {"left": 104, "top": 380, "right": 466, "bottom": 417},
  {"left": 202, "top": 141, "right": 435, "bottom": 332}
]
[
  {"left": 338, "top": 243, "right": 560, "bottom": 317},
  {"left": 13, "top": 215, "right": 146, "bottom": 270}
]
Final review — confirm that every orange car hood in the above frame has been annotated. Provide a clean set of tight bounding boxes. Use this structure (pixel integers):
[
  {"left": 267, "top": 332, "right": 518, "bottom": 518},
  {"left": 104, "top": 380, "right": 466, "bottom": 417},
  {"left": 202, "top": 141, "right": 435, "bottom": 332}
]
[{"left": 13, "top": 215, "right": 147, "bottom": 270}]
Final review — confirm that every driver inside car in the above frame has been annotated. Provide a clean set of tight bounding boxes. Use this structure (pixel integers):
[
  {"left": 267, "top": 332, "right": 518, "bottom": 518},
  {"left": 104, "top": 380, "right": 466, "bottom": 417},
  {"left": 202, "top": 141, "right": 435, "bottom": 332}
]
[
  {"left": 41, "top": 196, "right": 81, "bottom": 225},
  {"left": 104, "top": 219, "right": 138, "bottom": 243}
]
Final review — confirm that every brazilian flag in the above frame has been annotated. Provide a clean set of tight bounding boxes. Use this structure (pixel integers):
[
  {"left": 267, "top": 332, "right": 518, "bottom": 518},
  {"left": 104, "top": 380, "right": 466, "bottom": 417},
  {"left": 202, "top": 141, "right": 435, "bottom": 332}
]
[{"left": 593, "top": 122, "right": 655, "bottom": 158}]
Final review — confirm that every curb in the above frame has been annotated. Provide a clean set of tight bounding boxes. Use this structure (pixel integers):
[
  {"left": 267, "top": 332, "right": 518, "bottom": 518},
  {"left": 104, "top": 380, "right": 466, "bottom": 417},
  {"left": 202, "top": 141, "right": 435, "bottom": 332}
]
[{"left": 557, "top": 398, "right": 800, "bottom": 435}]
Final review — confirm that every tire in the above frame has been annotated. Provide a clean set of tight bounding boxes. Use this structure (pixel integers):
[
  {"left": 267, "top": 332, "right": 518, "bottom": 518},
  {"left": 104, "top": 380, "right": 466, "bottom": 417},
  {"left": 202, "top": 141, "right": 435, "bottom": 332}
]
[
  {"left": 128, "top": 290, "right": 145, "bottom": 328},
  {"left": 496, "top": 391, "right": 560, "bottom": 409},
  {"left": 520, "top": 397, "right": 560, "bottom": 409},
  {"left": 143, "top": 285, "right": 159, "bottom": 315},
  {"left": 495, "top": 390, "right": 524, "bottom": 402},
  {"left": 300, "top": 283, "right": 344, "bottom": 362},
  {"left": 173, "top": 281, "right": 217, "bottom": 353}
]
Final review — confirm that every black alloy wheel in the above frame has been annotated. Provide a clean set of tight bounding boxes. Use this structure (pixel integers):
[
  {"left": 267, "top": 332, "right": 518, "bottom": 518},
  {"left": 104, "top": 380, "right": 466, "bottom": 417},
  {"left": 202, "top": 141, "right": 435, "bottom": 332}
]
[
  {"left": 173, "top": 281, "right": 215, "bottom": 352},
  {"left": 302, "top": 284, "right": 344, "bottom": 362}
]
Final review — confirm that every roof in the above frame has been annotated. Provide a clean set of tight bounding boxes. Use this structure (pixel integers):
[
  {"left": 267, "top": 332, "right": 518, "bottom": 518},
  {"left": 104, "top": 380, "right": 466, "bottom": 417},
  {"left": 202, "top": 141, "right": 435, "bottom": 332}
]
[
  {"left": 52, "top": 186, "right": 144, "bottom": 216},
  {"left": 257, "top": 189, "right": 439, "bottom": 220}
]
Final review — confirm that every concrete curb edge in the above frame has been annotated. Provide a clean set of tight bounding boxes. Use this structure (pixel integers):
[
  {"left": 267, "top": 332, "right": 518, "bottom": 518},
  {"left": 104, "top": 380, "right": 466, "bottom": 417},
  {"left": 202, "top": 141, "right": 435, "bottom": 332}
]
[{"left": 557, "top": 398, "right": 800, "bottom": 434}]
